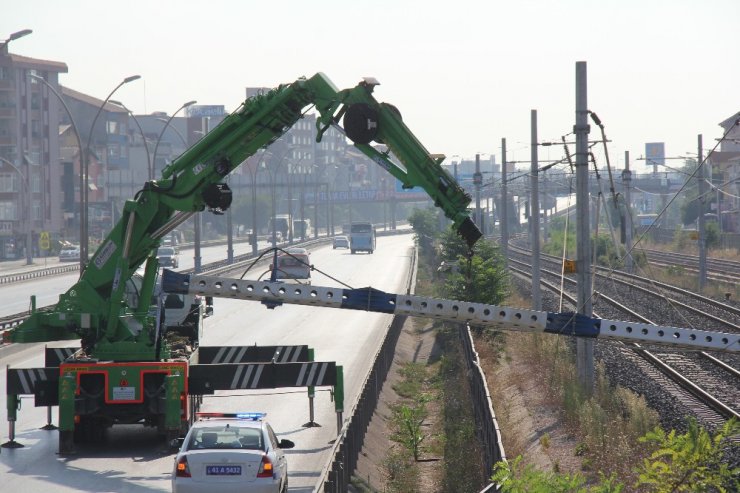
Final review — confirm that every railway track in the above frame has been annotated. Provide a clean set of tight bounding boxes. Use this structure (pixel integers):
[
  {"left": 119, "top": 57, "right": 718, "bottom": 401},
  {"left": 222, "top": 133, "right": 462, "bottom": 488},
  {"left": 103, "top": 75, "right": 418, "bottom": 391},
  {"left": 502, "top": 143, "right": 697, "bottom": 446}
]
[
  {"left": 643, "top": 248, "right": 740, "bottom": 285},
  {"left": 506, "top": 245, "right": 740, "bottom": 432}
]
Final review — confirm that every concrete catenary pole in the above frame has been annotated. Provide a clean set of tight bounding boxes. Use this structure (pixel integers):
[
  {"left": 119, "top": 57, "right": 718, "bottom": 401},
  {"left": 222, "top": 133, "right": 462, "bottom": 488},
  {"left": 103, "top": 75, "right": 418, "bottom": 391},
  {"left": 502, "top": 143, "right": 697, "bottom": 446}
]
[
  {"left": 623, "top": 151, "right": 634, "bottom": 273},
  {"left": 542, "top": 169, "right": 549, "bottom": 241},
  {"left": 697, "top": 134, "right": 707, "bottom": 290},
  {"left": 575, "top": 61, "right": 594, "bottom": 390},
  {"left": 530, "top": 110, "right": 541, "bottom": 310},
  {"left": 475, "top": 154, "right": 482, "bottom": 232},
  {"left": 501, "top": 138, "right": 509, "bottom": 263}
]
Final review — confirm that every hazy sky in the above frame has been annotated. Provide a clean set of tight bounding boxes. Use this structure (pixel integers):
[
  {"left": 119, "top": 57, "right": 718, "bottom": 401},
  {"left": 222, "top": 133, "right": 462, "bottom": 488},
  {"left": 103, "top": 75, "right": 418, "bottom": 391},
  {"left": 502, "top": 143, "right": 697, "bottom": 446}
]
[{"left": 4, "top": 0, "right": 739, "bottom": 173}]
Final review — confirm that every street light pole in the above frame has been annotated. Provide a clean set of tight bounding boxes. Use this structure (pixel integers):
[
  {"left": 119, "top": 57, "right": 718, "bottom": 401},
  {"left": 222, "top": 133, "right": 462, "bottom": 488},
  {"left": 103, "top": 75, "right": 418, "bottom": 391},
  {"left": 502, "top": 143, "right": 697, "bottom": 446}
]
[
  {"left": 152, "top": 100, "right": 197, "bottom": 178},
  {"left": 0, "top": 29, "right": 32, "bottom": 53},
  {"left": 81, "top": 74, "right": 141, "bottom": 270},
  {"left": 0, "top": 157, "right": 32, "bottom": 264},
  {"left": 249, "top": 161, "right": 260, "bottom": 254},
  {"left": 28, "top": 74, "right": 85, "bottom": 269}
]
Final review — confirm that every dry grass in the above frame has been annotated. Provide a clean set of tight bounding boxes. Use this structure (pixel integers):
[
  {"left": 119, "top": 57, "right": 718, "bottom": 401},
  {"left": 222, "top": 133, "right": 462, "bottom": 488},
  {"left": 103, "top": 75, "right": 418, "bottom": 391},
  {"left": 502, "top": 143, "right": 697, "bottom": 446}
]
[{"left": 475, "top": 289, "right": 661, "bottom": 484}]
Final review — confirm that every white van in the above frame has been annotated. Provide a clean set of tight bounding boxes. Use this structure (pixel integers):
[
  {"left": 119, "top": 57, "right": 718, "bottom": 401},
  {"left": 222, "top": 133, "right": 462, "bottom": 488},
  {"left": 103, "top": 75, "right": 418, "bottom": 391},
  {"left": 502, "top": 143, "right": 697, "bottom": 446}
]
[{"left": 270, "top": 248, "right": 311, "bottom": 283}]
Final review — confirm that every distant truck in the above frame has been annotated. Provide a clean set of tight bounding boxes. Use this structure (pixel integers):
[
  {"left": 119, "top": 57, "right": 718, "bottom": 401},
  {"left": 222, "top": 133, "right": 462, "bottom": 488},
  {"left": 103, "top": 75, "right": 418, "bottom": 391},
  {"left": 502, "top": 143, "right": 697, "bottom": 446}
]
[
  {"left": 349, "top": 222, "right": 376, "bottom": 254},
  {"left": 269, "top": 215, "right": 290, "bottom": 241},
  {"left": 293, "top": 218, "right": 311, "bottom": 239}
]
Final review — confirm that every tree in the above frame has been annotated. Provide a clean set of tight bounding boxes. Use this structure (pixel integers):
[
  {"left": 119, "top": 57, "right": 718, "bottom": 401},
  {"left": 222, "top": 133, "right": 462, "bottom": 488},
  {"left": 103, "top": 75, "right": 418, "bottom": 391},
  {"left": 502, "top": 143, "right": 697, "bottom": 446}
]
[
  {"left": 438, "top": 233, "right": 509, "bottom": 306},
  {"left": 408, "top": 207, "right": 439, "bottom": 255},
  {"left": 390, "top": 403, "right": 427, "bottom": 461},
  {"left": 492, "top": 456, "right": 624, "bottom": 493},
  {"left": 635, "top": 418, "right": 739, "bottom": 492}
]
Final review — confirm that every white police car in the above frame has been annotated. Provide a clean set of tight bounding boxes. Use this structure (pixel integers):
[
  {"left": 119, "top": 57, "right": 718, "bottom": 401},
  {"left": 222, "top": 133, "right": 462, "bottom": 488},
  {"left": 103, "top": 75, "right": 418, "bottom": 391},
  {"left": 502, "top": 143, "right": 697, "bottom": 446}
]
[{"left": 172, "top": 412, "right": 294, "bottom": 493}]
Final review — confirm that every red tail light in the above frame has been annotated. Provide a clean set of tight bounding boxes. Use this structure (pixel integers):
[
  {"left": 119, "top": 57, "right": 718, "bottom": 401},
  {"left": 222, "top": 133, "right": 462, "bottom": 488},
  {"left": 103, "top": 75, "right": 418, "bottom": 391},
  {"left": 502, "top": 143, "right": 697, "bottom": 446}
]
[
  {"left": 175, "top": 456, "right": 191, "bottom": 477},
  {"left": 256, "top": 454, "right": 274, "bottom": 478}
]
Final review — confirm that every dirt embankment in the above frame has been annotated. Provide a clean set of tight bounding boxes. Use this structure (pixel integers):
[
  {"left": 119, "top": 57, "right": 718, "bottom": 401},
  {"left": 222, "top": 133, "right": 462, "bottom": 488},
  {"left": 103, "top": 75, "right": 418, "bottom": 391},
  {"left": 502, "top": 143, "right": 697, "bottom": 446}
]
[{"left": 354, "top": 311, "right": 582, "bottom": 491}]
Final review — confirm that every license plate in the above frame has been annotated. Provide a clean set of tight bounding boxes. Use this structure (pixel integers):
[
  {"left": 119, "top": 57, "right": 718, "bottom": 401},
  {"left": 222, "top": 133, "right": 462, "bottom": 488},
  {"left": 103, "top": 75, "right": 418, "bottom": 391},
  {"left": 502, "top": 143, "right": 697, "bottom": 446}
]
[{"left": 206, "top": 465, "right": 242, "bottom": 475}]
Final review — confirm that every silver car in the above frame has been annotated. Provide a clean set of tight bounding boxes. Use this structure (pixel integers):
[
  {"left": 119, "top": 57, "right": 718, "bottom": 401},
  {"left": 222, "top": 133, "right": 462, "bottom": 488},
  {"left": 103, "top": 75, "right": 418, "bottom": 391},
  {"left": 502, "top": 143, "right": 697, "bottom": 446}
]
[
  {"left": 332, "top": 235, "right": 349, "bottom": 249},
  {"left": 157, "top": 246, "right": 179, "bottom": 268},
  {"left": 172, "top": 412, "right": 294, "bottom": 493},
  {"left": 58, "top": 245, "right": 80, "bottom": 262}
]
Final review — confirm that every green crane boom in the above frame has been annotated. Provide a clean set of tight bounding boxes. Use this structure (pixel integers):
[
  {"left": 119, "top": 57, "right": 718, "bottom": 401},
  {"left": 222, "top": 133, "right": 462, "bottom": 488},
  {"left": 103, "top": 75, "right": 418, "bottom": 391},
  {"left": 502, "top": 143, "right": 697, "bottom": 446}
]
[{"left": 4, "top": 73, "right": 481, "bottom": 361}]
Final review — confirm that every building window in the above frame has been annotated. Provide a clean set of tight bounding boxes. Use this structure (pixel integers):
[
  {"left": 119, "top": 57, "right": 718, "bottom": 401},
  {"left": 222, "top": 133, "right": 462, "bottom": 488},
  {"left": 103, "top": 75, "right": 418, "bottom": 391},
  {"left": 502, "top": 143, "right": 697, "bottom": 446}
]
[
  {"left": 32, "top": 200, "right": 41, "bottom": 221},
  {"left": 27, "top": 149, "right": 41, "bottom": 165},
  {"left": 106, "top": 120, "right": 118, "bottom": 135},
  {"left": 31, "top": 119, "right": 41, "bottom": 137},
  {"left": 0, "top": 66, "right": 12, "bottom": 80},
  {"left": 30, "top": 174, "right": 40, "bottom": 193},
  {"left": 28, "top": 69, "right": 40, "bottom": 83},
  {"left": 0, "top": 173, "right": 19, "bottom": 192},
  {"left": 108, "top": 144, "right": 120, "bottom": 159},
  {"left": 0, "top": 200, "right": 17, "bottom": 220},
  {"left": 30, "top": 92, "right": 40, "bottom": 110}
]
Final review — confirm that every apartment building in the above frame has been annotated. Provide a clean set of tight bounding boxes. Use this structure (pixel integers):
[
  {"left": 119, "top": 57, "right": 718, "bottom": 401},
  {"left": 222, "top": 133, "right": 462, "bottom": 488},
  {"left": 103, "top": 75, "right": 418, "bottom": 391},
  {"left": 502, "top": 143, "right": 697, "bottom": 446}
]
[{"left": 0, "top": 47, "right": 67, "bottom": 259}]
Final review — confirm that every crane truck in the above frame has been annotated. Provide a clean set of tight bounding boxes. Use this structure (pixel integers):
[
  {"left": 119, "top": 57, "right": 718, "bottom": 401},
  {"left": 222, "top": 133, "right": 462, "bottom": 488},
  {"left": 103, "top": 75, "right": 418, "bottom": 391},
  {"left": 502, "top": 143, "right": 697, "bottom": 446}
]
[
  {"left": 3, "top": 73, "right": 482, "bottom": 454},
  {"left": 6, "top": 73, "right": 737, "bottom": 458}
]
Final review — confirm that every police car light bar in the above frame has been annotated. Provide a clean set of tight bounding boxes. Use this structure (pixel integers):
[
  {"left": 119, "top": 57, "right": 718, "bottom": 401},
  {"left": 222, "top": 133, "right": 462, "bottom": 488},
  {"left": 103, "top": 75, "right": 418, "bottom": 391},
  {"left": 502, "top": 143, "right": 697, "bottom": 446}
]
[{"left": 196, "top": 412, "right": 267, "bottom": 420}]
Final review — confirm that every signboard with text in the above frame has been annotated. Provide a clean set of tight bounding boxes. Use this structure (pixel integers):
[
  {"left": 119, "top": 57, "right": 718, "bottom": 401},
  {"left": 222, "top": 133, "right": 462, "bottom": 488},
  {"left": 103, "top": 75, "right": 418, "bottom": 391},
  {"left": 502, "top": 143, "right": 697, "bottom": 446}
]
[
  {"left": 187, "top": 105, "right": 226, "bottom": 118},
  {"left": 645, "top": 142, "right": 665, "bottom": 167}
]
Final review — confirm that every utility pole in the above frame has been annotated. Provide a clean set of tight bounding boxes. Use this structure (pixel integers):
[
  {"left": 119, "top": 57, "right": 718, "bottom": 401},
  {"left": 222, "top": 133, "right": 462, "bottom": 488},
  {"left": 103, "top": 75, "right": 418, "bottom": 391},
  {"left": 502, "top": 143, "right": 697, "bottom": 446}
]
[
  {"left": 542, "top": 169, "right": 549, "bottom": 242},
  {"left": 575, "top": 61, "right": 594, "bottom": 391},
  {"left": 530, "top": 110, "right": 541, "bottom": 310},
  {"left": 474, "top": 154, "right": 482, "bottom": 232},
  {"left": 501, "top": 138, "right": 509, "bottom": 263},
  {"left": 623, "top": 151, "right": 634, "bottom": 273},
  {"left": 193, "top": 118, "right": 208, "bottom": 273},
  {"left": 226, "top": 179, "right": 234, "bottom": 264},
  {"left": 697, "top": 134, "right": 707, "bottom": 290}
]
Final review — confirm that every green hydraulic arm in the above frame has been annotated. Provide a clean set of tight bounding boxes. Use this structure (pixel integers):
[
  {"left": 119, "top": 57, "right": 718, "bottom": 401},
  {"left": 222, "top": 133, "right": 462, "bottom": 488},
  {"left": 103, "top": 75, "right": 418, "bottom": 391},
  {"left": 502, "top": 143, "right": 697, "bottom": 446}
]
[{"left": 3, "top": 73, "right": 481, "bottom": 361}]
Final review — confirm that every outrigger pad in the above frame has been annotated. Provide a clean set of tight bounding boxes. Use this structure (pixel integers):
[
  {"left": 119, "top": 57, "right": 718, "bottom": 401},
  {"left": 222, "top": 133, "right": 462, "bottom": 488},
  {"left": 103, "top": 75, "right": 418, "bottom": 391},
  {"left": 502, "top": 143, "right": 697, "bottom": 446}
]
[{"left": 458, "top": 217, "right": 482, "bottom": 249}]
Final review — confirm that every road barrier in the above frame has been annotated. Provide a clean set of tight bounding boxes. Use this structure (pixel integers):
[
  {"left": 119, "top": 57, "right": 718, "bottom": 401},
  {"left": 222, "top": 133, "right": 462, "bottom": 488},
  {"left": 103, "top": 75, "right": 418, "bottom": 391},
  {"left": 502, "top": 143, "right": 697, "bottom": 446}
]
[
  {"left": 0, "top": 263, "right": 79, "bottom": 285},
  {"left": 317, "top": 245, "right": 416, "bottom": 492}
]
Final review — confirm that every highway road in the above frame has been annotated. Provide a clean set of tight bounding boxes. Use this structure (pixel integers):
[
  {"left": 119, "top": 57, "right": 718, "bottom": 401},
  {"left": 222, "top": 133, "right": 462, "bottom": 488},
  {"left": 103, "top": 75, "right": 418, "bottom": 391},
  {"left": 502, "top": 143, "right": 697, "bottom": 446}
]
[
  {"left": 0, "top": 238, "right": 273, "bottom": 318},
  {"left": 0, "top": 233, "right": 415, "bottom": 492}
]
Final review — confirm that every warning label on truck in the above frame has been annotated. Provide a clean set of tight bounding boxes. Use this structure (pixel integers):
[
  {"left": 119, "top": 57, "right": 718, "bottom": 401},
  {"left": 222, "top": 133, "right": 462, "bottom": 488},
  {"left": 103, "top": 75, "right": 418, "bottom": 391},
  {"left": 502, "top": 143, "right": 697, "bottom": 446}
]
[{"left": 112, "top": 386, "right": 136, "bottom": 401}]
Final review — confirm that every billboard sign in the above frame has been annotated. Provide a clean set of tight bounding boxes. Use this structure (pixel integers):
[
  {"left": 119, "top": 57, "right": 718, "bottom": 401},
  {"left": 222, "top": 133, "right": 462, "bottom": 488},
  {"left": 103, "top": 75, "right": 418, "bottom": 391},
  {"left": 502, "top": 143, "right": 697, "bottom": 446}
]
[
  {"left": 187, "top": 105, "right": 226, "bottom": 118},
  {"left": 645, "top": 142, "right": 665, "bottom": 167}
]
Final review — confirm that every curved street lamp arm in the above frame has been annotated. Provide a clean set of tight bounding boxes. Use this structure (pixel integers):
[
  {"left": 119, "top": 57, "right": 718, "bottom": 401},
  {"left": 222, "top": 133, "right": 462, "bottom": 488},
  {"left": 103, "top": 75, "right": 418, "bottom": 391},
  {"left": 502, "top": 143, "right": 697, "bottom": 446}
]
[
  {"left": 109, "top": 100, "right": 152, "bottom": 181},
  {"left": 29, "top": 74, "right": 86, "bottom": 269},
  {"left": 152, "top": 100, "right": 197, "bottom": 178},
  {"left": 81, "top": 75, "right": 141, "bottom": 268}
]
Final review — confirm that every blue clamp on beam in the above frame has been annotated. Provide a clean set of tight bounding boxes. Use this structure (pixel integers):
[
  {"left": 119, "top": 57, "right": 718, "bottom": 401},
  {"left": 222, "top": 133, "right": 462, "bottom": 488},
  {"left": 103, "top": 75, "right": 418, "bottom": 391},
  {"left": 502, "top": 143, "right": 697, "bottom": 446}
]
[
  {"left": 341, "top": 287, "right": 396, "bottom": 314},
  {"left": 545, "top": 312, "right": 599, "bottom": 338}
]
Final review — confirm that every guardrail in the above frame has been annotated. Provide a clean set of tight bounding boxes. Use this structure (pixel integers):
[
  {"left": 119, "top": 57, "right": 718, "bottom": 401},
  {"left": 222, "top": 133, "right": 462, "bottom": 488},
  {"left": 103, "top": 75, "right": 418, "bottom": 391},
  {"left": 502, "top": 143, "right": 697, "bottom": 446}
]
[
  {"left": 317, "top": 244, "right": 417, "bottom": 492},
  {"left": 0, "top": 263, "right": 79, "bottom": 285},
  {"left": 459, "top": 325, "right": 506, "bottom": 491}
]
